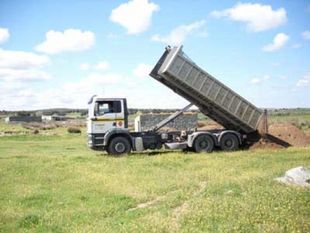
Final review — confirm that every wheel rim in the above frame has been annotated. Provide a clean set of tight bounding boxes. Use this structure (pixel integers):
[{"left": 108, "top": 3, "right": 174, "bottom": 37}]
[
  {"left": 220, "top": 134, "right": 239, "bottom": 151},
  {"left": 199, "top": 140, "right": 208, "bottom": 148},
  {"left": 115, "top": 142, "right": 125, "bottom": 153},
  {"left": 225, "top": 139, "right": 233, "bottom": 148},
  {"left": 195, "top": 135, "right": 214, "bottom": 152}
]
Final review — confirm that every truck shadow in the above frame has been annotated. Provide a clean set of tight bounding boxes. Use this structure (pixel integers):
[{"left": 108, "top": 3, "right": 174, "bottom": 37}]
[
  {"left": 135, "top": 150, "right": 175, "bottom": 156},
  {"left": 97, "top": 150, "right": 175, "bottom": 157}
]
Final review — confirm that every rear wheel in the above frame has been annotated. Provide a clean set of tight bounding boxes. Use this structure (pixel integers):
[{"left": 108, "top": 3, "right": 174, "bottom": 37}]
[
  {"left": 220, "top": 133, "right": 239, "bottom": 151},
  {"left": 107, "top": 136, "right": 131, "bottom": 155},
  {"left": 193, "top": 134, "right": 214, "bottom": 153}
]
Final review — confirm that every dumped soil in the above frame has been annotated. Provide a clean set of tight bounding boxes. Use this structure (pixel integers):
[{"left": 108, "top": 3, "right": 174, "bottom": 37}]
[
  {"left": 198, "top": 121, "right": 224, "bottom": 131},
  {"left": 305, "top": 129, "right": 310, "bottom": 139},
  {"left": 250, "top": 137, "right": 287, "bottom": 150},
  {"left": 268, "top": 123, "right": 310, "bottom": 147},
  {"left": 250, "top": 123, "right": 310, "bottom": 149}
]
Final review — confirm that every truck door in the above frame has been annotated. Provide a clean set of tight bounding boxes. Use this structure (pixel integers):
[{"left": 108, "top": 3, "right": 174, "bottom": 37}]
[{"left": 93, "top": 100, "right": 123, "bottom": 134}]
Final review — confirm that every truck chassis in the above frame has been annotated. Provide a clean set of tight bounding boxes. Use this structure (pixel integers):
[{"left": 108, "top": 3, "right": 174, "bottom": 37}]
[{"left": 88, "top": 127, "right": 243, "bottom": 155}]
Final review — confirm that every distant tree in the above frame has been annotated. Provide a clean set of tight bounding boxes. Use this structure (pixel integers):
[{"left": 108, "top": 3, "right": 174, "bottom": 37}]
[{"left": 17, "top": 111, "right": 31, "bottom": 116}]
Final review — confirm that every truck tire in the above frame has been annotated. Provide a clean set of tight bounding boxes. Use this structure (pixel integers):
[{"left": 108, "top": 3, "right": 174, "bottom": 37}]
[
  {"left": 107, "top": 136, "right": 131, "bottom": 155},
  {"left": 193, "top": 134, "right": 214, "bottom": 153},
  {"left": 220, "top": 133, "right": 239, "bottom": 151}
]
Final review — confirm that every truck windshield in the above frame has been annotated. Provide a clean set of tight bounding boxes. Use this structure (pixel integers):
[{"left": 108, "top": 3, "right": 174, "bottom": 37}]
[{"left": 95, "top": 101, "right": 121, "bottom": 116}]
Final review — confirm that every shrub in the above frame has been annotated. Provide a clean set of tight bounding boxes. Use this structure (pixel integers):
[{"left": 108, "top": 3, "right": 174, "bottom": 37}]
[
  {"left": 67, "top": 127, "right": 81, "bottom": 134},
  {"left": 33, "top": 129, "right": 39, "bottom": 134},
  {"left": 22, "top": 123, "right": 56, "bottom": 130}
]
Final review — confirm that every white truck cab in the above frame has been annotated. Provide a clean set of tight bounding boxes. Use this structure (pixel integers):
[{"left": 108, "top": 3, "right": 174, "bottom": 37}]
[
  {"left": 87, "top": 96, "right": 128, "bottom": 134},
  {"left": 87, "top": 96, "right": 131, "bottom": 151}
]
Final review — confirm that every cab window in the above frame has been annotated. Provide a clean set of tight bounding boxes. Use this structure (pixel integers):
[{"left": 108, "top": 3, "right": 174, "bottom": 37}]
[{"left": 95, "top": 101, "right": 121, "bottom": 116}]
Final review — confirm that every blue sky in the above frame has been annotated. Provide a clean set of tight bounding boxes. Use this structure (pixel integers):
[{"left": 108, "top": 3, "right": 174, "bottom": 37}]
[{"left": 0, "top": 0, "right": 309, "bottom": 110}]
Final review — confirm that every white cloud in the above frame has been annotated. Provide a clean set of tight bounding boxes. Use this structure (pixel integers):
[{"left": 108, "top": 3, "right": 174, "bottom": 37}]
[
  {"left": 302, "top": 30, "right": 310, "bottom": 40},
  {"left": 151, "top": 20, "right": 206, "bottom": 46},
  {"left": 250, "top": 78, "right": 262, "bottom": 85},
  {"left": 211, "top": 3, "right": 287, "bottom": 32},
  {"left": 133, "top": 63, "right": 152, "bottom": 78},
  {"left": 59, "top": 72, "right": 122, "bottom": 95},
  {"left": 0, "top": 48, "right": 50, "bottom": 83},
  {"left": 107, "top": 33, "right": 120, "bottom": 39},
  {"left": 0, "top": 86, "right": 36, "bottom": 110},
  {"left": 0, "top": 28, "right": 10, "bottom": 44},
  {"left": 0, "top": 68, "right": 51, "bottom": 82},
  {"left": 43, "top": 73, "right": 123, "bottom": 107},
  {"left": 80, "top": 61, "right": 110, "bottom": 71},
  {"left": 296, "top": 73, "right": 310, "bottom": 88},
  {"left": 35, "top": 29, "right": 95, "bottom": 54},
  {"left": 80, "top": 63, "right": 90, "bottom": 71},
  {"left": 110, "top": 0, "right": 159, "bottom": 34},
  {"left": 263, "top": 33, "right": 289, "bottom": 52},
  {"left": 85, "top": 73, "right": 121, "bottom": 85},
  {"left": 263, "top": 75, "right": 270, "bottom": 80},
  {"left": 0, "top": 71, "right": 126, "bottom": 110},
  {"left": 0, "top": 48, "right": 49, "bottom": 69},
  {"left": 95, "top": 61, "right": 110, "bottom": 71},
  {"left": 0, "top": 69, "right": 190, "bottom": 110},
  {"left": 250, "top": 75, "right": 270, "bottom": 85}
]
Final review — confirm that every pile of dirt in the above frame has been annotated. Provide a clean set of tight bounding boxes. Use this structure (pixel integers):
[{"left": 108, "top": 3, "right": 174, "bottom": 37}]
[
  {"left": 268, "top": 123, "right": 310, "bottom": 147},
  {"left": 250, "top": 137, "right": 285, "bottom": 150},
  {"left": 198, "top": 121, "right": 224, "bottom": 130},
  {"left": 305, "top": 129, "right": 310, "bottom": 139},
  {"left": 250, "top": 122, "right": 310, "bottom": 149}
]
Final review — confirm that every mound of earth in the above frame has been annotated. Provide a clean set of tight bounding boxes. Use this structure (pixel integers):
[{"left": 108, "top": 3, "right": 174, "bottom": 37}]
[
  {"left": 198, "top": 121, "right": 224, "bottom": 130},
  {"left": 268, "top": 123, "right": 310, "bottom": 147},
  {"left": 302, "top": 129, "right": 310, "bottom": 139},
  {"left": 250, "top": 137, "right": 285, "bottom": 150},
  {"left": 250, "top": 122, "right": 310, "bottom": 149}
]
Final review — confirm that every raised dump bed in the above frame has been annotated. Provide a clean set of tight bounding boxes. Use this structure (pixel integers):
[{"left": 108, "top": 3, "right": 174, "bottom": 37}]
[{"left": 150, "top": 46, "right": 263, "bottom": 134}]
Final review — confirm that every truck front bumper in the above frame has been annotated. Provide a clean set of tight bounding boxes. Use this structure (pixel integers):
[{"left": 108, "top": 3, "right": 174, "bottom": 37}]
[{"left": 87, "top": 134, "right": 106, "bottom": 150}]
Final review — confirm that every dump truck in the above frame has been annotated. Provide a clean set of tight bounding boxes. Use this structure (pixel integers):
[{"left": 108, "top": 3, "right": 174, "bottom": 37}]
[{"left": 87, "top": 46, "right": 266, "bottom": 155}]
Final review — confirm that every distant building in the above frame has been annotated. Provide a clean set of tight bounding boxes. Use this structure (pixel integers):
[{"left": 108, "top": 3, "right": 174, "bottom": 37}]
[
  {"left": 5, "top": 116, "right": 42, "bottom": 123},
  {"left": 41, "top": 115, "right": 53, "bottom": 121},
  {"left": 41, "top": 114, "right": 67, "bottom": 121},
  {"left": 52, "top": 115, "right": 67, "bottom": 121}
]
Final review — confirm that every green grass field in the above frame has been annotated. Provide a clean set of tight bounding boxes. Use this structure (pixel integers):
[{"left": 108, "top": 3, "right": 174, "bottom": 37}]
[{"left": 0, "top": 130, "right": 309, "bottom": 232}]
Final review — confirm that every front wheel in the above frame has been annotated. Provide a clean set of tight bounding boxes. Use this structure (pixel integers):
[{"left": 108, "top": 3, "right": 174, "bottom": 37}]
[
  {"left": 107, "top": 136, "right": 131, "bottom": 155},
  {"left": 193, "top": 134, "right": 214, "bottom": 153}
]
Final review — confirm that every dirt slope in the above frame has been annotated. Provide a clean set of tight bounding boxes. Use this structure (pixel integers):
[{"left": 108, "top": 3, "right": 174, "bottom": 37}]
[{"left": 251, "top": 123, "right": 310, "bottom": 149}]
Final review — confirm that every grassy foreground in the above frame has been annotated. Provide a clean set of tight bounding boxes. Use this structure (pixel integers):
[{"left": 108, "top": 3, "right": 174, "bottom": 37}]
[{"left": 0, "top": 133, "right": 309, "bottom": 232}]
